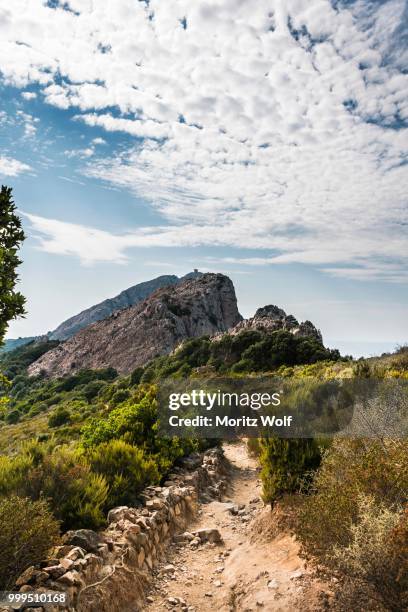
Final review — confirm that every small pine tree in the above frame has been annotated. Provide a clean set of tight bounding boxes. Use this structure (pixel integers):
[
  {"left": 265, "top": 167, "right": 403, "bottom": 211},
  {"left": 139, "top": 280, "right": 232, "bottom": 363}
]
[{"left": 0, "top": 185, "right": 26, "bottom": 344}]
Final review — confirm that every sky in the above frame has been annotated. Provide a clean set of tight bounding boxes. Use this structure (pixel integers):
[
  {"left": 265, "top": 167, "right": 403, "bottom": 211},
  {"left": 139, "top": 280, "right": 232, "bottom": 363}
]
[{"left": 0, "top": 0, "right": 407, "bottom": 357}]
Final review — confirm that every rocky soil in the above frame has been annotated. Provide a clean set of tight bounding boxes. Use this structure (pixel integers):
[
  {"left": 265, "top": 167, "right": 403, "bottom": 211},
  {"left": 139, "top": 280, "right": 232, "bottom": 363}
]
[
  {"left": 144, "top": 442, "right": 330, "bottom": 612},
  {"left": 28, "top": 273, "right": 242, "bottom": 377}
]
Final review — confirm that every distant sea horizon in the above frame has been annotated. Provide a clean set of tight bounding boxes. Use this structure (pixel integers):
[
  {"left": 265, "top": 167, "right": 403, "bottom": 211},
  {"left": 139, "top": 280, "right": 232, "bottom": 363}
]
[{"left": 326, "top": 340, "right": 403, "bottom": 359}]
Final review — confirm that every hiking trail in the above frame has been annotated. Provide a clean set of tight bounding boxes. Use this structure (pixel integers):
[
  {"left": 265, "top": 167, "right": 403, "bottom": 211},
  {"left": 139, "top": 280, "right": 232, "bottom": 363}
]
[{"left": 145, "top": 441, "right": 328, "bottom": 611}]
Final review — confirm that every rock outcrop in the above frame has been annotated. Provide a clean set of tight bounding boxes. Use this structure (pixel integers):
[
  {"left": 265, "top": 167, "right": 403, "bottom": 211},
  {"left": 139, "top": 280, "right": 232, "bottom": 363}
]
[
  {"left": 28, "top": 274, "right": 242, "bottom": 378},
  {"left": 49, "top": 272, "right": 203, "bottom": 341},
  {"left": 227, "top": 304, "right": 323, "bottom": 343},
  {"left": 3, "top": 272, "right": 203, "bottom": 352}
]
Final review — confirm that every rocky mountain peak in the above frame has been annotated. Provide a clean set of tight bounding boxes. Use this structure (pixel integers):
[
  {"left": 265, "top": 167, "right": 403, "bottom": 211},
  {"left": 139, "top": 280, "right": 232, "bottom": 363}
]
[
  {"left": 254, "top": 305, "right": 287, "bottom": 320},
  {"left": 228, "top": 304, "right": 322, "bottom": 343},
  {"left": 48, "top": 271, "right": 204, "bottom": 342},
  {"left": 28, "top": 273, "right": 242, "bottom": 377}
]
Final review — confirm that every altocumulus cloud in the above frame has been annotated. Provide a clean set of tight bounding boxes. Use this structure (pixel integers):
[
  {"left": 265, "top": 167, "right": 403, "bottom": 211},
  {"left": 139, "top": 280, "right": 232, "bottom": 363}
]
[
  {"left": 0, "top": 0, "right": 407, "bottom": 279},
  {"left": 0, "top": 156, "right": 32, "bottom": 177}
]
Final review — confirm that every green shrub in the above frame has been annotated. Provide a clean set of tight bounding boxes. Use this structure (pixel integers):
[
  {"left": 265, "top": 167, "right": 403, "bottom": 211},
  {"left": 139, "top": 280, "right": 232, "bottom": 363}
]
[
  {"left": 330, "top": 496, "right": 407, "bottom": 611},
  {"left": 0, "top": 444, "right": 108, "bottom": 530},
  {"left": 88, "top": 439, "right": 159, "bottom": 508},
  {"left": 0, "top": 495, "right": 60, "bottom": 589},
  {"left": 0, "top": 453, "right": 33, "bottom": 496},
  {"left": 48, "top": 407, "right": 71, "bottom": 427},
  {"left": 174, "top": 337, "right": 211, "bottom": 368},
  {"left": 246, "top": 438, "right": 262, "bottom": 457},
  {"left": 260, "top": 437, "right": 321, "bottom": 506},
  {"left": 24, "top": 446, "right": 108, "bottom": 530},
  {"left": 28, "top": 404, "right": 43, "bottom": 417},
  {"left": 296, "top": 438, "right": 408, "bottom": 609},
  {"left": 130, "top": 367, "right": 144, "bottom": 386},
  {"left": 81, "top": 388, "right": 158, "bottom": 449},
  {"left": 110, "top": 388, "right": 131, "bottom": 406},
  {"left": 391, "top": 345, "right": 408, "bottom": 371},
  {"left": 82, "top": 380, "right": 106, "bottom": 402},
  {"left": 54, "top": 368, "right": 117, "bottom": 394},
  {"left": 5, "top": 409, "right": 20, "bottom": 424}
]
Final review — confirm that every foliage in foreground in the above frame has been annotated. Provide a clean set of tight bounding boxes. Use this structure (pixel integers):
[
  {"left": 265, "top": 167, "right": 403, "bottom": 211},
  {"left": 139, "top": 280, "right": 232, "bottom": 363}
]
[
  {"left": 0, "top": 185, "right": 26, "bottom": 345},
  {"left": 87, "top": 439, "right": 160, "bottom": 509},
  {"left": 0, "top": 495, "right": 60, "bottom": 590},
  {"left": 259, "top": 437, "right": 321, "bottom": 506},
  {"left": 0, "top": 383, "right": 208, "bottom": 530},
  {"left": 296, "top": 438, "right": 408, "bottom": 611}
]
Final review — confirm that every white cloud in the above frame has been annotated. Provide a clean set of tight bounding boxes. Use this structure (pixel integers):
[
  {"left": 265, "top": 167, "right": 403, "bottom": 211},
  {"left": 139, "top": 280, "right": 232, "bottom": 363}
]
[
  {"left": 92, "top": 137, "right": 106, "bottom": 145},
  {"left": 64, "top": 147, "right": 95, "bottom": 159},
  {"left": 76, "top": 113, "right": 170, "bottom": 140},
  {"left": 16, "top": 110, "right": 38, "bottom": 138},
  {"left": 21, "top": 91, "right": 37, "bottom": 100},
  {"left": 0, "top": 156, "right": 32, "bottom": 177},
  {"left": 24, "top": 212, "right": 131, "bottom": 265},
  {"left": 1, "top": 0, "right": 407, "bottom": 280}
]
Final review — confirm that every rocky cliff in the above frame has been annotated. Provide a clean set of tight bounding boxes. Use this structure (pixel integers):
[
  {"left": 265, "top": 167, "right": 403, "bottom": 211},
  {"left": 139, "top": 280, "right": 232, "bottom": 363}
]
[
  {"left": 28, "top": 274, "right": 242, "bottom": 377},
  {"left": 3, "top": 272, "right": 203, "bottom": 351},
  {"left": 228, "top": 304, "right": 323, "bottom": 342},
  {"left": 49, "top": 272, "right": 203, "bottom": 341}
]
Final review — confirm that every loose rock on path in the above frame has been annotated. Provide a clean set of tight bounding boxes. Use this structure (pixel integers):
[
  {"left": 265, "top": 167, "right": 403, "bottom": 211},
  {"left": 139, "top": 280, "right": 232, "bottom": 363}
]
[{"left": 145, "top": 441, "right": 328, "bottom": 611}]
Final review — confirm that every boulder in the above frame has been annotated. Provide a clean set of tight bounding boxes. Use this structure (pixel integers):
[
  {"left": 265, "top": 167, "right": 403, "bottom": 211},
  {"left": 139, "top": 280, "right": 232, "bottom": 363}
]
[
  {"left": 66, "top": 547, "right": 85, "bottom": 561},
  {"left": 58, "top": 570, "right": 84, "bottom": 587},
  {"left": 107, "top": 506, "right": 131, "bottom": 524},
  {"left": 42, "top": 565, "right": 65, "bottom": 579},
  {"left": 193, "top": 528, "right": 222, "bottom": 544},
  {"left": 66, "top": 529, "right": 104, "bottom": 553},
  {"left": 145, "top": 498, "right": 165, "bottom": 511},
  {"left": 174, "top": 531, "right": 194, "bottom": 543},
  {"left": 15, "top": 567, "right": 48, "bottom": 587}
]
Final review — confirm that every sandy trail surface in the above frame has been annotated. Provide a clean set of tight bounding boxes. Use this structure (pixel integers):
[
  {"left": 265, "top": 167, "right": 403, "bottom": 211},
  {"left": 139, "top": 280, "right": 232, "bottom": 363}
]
[{"left": 145, "top": 441, "right": 328, "bottom": 611}]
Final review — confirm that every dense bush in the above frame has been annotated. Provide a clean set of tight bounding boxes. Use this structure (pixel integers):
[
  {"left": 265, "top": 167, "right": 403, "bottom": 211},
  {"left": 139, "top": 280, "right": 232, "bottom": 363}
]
[
  {"left": 0, "top": 496, "right": 60, "bottom": 589},
  {"left": 297, "top": 438, "right": 408, "bottom": 610},
  {"left": 88, "top": 439, "right": 159, "bottom": 508},
  {"left": 81, "top": 386, "right": 204, "bottom": 476},
  {"left": 139, "top": 329, "right": 340, "bottom": 381},
  {"left": 259, "top": 437, "right": 321, "bottom": 506},
  {"left": 48, "top": 406, "right": 71, "bottom": 427},
  {"left": 81, "top": 387, "right": 158, "bottom": 449},
  {"left": 330, "top": 496, "right": 407, "bottom": 611},
  {"left": 237, "top": 331, "right": 338, "bottom": 371},
  {"left": 130, "top": 367, "right": 144, "bottom": 386},
  {"left": 5, "top": 408, "right": 20, "bottom": 424},
  {"left": 0, "top": 444, "right": 108, "bottom": 530},
  {"left": 55, "top": 368, "right": 117, "bottom": 393},
  {"left": 82, "top": 380, "right": 107, "bottom": 401}
]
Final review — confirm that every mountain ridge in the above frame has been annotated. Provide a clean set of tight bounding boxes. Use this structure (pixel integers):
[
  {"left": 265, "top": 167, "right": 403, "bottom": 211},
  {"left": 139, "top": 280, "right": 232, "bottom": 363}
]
[
  {"left": 2, "top": 271, "right": 203, "bottom": 351},
  {"left": 28, "top": 273, "right": 242, "bottom": 377}
]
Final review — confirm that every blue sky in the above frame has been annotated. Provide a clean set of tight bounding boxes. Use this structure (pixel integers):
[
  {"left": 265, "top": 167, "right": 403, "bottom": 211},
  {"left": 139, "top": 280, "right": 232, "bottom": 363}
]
[{"left": 0, "top": 0, "right": 407, "bottom": 357}]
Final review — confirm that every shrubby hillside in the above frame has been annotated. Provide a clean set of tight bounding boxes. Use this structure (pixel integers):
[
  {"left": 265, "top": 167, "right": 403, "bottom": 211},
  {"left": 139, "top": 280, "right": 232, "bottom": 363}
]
[{"left": 0, "top": 320, "right": 406, "bottom": 601}]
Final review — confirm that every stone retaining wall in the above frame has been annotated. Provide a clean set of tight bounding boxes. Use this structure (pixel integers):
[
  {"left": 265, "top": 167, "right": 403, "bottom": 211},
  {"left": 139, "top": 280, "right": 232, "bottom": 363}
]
[{"left": 6, "top": 447, "right": 228, "bottom": 612}]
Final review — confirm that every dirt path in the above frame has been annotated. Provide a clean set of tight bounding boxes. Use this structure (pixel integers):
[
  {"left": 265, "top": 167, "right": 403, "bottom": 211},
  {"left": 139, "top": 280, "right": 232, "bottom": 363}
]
[{"left": 145, "top": 441, "right": 327, "bottom": 611}]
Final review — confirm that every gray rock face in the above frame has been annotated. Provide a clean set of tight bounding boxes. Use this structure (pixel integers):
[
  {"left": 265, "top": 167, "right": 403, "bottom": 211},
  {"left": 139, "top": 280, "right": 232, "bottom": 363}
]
[
  {"left": 49, "top": 273, "right": 201, "bottom": 341},
  {"left": 229, "top": 304, "right": 323, "bottom": 343},
  {"left": 254, "top": 305, "right": 286, "bottom": 320},
  {"left": 2, "top": 273, "right": 204, "bottom": 352},
  {"left": 28, "top": 274, "right": 242, "bottom": 377}
]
